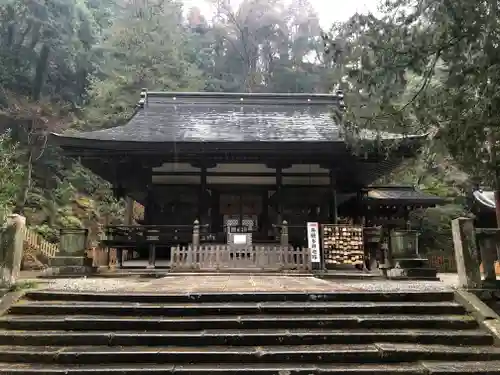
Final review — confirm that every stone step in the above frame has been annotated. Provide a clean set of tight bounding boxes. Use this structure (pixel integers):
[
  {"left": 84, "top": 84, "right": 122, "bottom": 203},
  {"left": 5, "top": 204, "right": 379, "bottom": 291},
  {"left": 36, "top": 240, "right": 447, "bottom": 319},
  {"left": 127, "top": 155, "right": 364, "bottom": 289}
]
[
  {"left": 0, "top": 314, "right": 479, "bottom": 331},
  {"left": 0, "top": 328, "right": 491, "bottom": 346},
  {"left": 9, "top": 300, "right": 465, "bottom": 316},
  {"left": 2, "top": 362, "right": 500, "bottom": 374},
  {"left": 0, "top": 362, "right": 429, "bottom": 374},
  {"left": 0, "top": 344, "right": 499, "bottom": 364},
  {"left": 25, "top": 290, "right": 456, "bottom": 303},
  {"left": 422, "top": 360, "right": 500, "bottom": 374}
]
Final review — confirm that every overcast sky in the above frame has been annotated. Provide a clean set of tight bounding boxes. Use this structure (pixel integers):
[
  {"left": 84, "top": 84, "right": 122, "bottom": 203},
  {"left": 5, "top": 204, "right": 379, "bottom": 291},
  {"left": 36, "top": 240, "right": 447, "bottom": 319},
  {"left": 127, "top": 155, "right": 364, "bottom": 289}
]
[{"left": 180, "top": 0, "right": 379, "bottom": 29}]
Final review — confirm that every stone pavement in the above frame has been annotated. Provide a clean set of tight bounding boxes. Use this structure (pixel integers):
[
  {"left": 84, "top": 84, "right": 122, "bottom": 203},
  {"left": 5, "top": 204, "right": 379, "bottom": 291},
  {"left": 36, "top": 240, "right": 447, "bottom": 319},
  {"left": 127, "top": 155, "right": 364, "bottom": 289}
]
[
  {"left": 126, "top": 275, "right": 359, "bottom": 293},
  {"left": 37, "top": 273, "right": 457, "bottom": 293}
]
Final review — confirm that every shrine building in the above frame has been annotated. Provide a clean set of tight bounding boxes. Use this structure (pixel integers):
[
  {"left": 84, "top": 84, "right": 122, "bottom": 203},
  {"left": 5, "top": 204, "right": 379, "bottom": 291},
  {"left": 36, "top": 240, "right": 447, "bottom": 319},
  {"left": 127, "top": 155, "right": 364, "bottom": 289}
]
[{"left": 50, "top": 90, "right": 445, "bottom": 270}]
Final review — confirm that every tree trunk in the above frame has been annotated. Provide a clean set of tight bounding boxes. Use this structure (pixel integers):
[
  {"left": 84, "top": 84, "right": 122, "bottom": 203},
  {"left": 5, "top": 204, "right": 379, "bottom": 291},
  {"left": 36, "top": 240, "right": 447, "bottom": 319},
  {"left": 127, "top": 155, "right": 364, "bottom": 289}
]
[
  {"left": 13, "top": 146, "right": 32, "bottom": 215},
  {"left": 32, "top": 44, "right": 50, "bottom": 101}
]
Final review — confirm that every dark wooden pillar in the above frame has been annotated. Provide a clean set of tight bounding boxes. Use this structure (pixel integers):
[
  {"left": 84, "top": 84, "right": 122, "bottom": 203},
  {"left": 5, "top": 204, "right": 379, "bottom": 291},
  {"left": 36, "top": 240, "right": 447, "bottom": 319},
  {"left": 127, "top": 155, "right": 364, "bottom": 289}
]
[
  {"left": 329, "top": 169, "right": 338, "bottom": 224},
  {"left": 125, "top": 197, "right": 134, "bottom": 225},
  {"left": 199, "top": 166, "right": 207, "bottom": 222},
  {"left": 355, "top": 190, "right": 365, "bottom": 225},
  {"left": 276, "top": 167, "right": 283, "bottom": 224},
  {"left": 404, "top": 206, "right": 411, "bottom": 230},
  {"left": 212, "top": 190, "right": 221, "bottom": 233},
  {"left": 262, "top": 190, "right": 269, "bottom": 236},
  {"left": 144, "top": 167, "right": 156, "bottom": 268},
  {"left": 145, "top": 190, "right": 154, "bottom": 225},
  {"left": 143, "top": 167, "right": 154, "bottom": 225}
]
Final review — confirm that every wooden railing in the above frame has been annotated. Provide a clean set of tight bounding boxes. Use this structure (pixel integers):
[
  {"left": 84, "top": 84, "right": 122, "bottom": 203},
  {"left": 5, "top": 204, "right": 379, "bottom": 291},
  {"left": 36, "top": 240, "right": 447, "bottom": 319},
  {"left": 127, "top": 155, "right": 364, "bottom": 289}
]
[
  {"left": 171, "top": 245, "right": 311, "bottom": 272},
  {"left": 104, "top": 225, "right": 195, "bottom": 246},
  {"left": 22, "top": 226, "right": 59, "bottom": 259}
]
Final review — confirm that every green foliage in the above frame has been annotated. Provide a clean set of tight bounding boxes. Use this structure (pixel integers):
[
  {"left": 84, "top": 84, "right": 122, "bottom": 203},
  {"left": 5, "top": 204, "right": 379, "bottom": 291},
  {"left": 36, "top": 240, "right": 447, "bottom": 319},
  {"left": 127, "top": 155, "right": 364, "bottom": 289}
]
[
  {"left": 0, "top": 0, "right": 105, "bottom": 104},
  {"left": 0, "top": 0, "right": 478, "bottom": 252},
  {"left": 9, "top": 280, "right": 38, "bottom": 291},
  {"left": 411, "top": 204, "right": 469, "bottom": 255},
  {"left": 0, "top": 131, "right": 24, "bottom": 217},
  {"left": 324, "top": 0, "right": 500, "bottom": 188}
]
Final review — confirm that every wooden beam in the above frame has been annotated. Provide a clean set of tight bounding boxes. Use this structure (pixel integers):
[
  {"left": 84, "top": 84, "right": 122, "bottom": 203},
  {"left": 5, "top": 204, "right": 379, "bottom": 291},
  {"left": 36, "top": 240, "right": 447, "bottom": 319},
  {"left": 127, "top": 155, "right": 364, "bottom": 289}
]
[
  {"left": 199, "top": 166, "right": 207, "bottom": 220},
  {"left": 329, "top": 169, "right": 338, "bottom": 224},
  {"left": 276, "top": 166, "right": 283, "bottom": 223},
  {"left": 151, "top": 171, "right": 330, "bottom": 177}
]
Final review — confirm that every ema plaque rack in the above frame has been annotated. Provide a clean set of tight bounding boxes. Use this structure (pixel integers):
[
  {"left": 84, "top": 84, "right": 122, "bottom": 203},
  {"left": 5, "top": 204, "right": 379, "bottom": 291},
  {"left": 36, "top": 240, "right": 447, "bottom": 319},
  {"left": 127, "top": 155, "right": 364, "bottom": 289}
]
[{"left": 321, "top": 224, "right": 364, "bottom": 265}]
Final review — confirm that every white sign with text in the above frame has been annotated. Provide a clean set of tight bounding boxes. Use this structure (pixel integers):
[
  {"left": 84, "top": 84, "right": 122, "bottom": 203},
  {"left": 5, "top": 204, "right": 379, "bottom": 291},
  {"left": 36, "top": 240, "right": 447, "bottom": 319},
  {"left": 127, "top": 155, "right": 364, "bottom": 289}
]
[{"left": 307, "top": 222, "right": 321, "bottom": 263}]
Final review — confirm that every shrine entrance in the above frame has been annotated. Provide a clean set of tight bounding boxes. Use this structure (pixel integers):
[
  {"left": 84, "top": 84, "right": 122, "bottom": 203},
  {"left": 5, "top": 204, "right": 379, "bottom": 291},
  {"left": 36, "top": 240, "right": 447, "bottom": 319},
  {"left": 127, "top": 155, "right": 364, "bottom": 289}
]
[{"left": 220, "top": 191, "right": 263, "bottom": 236}]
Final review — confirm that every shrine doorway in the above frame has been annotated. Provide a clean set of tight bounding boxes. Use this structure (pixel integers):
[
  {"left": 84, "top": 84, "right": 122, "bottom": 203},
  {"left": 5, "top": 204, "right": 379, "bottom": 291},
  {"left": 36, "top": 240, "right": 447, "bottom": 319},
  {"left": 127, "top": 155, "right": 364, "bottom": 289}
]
[{"left": 219, "top": 191, "right": 263, "bottom": 235}]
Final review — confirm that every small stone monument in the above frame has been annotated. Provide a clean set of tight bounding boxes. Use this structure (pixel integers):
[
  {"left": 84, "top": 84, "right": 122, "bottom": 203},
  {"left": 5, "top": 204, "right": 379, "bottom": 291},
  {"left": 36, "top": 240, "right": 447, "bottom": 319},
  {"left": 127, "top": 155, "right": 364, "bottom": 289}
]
[
  {"left": 48, "top": 228, "right": 94, "bottom": 275},
  {"left": 0, "top": 214, "right": 25, "bottom": 286}
]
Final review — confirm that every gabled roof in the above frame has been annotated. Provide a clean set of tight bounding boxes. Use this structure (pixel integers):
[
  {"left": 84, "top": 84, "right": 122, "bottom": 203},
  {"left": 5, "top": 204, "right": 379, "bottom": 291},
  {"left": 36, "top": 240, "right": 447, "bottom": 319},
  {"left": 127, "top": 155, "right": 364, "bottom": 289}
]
[
  {"left": 50, "top": 91, "right": 426, "bottom": 148},
  {"left": 364, "top": 185, "right": 446, "bottom": 206}
]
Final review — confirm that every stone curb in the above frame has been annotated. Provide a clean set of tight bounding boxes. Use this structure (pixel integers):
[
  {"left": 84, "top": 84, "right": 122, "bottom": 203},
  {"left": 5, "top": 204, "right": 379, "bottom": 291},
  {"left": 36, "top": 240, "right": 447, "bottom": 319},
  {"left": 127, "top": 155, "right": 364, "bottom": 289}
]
[
  {"left": 0, "top": 290, "right": 26, "bottom": 316},
  {"left": 454, "top": 289, "right": 500, "bottom": 344}
]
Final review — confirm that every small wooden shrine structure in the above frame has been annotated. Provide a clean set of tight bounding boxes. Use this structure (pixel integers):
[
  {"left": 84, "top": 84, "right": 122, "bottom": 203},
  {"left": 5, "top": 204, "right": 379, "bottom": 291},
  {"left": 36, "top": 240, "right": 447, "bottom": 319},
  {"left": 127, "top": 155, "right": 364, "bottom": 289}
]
[{"left": 50, "top": 90, "right": 444, "bottom": 271}]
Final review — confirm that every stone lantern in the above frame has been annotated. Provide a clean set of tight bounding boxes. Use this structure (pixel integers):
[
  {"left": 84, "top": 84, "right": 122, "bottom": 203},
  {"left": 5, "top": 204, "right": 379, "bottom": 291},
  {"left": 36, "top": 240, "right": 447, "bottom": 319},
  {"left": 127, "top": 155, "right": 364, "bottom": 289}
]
[{"left": 387, "top": 229, "right": 437, "bottom": 280}]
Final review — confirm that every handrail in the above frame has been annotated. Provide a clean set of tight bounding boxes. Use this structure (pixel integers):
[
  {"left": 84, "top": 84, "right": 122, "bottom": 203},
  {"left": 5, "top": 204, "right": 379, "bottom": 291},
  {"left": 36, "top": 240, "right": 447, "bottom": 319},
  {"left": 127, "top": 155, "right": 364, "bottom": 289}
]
[{"left": 22, "top": 226, "right": 59, "bottom": 259}]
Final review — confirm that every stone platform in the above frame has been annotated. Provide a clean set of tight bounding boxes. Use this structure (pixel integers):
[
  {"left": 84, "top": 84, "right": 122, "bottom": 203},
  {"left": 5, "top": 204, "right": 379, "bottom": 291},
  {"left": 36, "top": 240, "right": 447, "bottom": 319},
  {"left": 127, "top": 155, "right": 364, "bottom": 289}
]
[{"left": 31, "top": 274, "right": 455, "bottom": 294}]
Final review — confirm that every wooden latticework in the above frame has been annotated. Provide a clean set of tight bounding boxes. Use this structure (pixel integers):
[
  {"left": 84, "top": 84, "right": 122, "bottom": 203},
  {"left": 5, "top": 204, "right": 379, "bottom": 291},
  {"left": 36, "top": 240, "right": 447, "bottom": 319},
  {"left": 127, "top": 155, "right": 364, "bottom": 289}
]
[{"left": 171, "top": 245, "right": 311, "bottom": 272}]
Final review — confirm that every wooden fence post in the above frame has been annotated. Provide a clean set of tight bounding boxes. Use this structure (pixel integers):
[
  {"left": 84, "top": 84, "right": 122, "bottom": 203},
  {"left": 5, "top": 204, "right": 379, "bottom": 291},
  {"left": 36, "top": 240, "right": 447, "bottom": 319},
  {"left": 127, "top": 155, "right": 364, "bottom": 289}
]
[
  {"left": 192, "top": 220, "right": 200, "bottom": 247},
  {"left": 280, "top": 220, "right": 288, "bottom": 246},
  {"left": 452, "top": 217, "right": 481, "bottom": 289}
]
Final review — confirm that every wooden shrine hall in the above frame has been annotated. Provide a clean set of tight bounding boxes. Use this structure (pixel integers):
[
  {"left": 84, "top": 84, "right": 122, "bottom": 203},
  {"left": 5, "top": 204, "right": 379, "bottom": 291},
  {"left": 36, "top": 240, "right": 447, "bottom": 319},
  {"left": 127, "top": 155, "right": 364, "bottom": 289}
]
[{"left": 50, "top": 90, "right": 445, "bottom": 271}]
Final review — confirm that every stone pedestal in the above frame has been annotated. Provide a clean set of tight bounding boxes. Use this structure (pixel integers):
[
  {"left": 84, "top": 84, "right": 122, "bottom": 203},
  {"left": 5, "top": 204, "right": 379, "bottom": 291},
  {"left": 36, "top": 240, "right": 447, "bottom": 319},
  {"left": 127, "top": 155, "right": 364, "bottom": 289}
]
[
  {"left": 386, "top": 258, "right": 438, "bottom": 280},
  {"left": 48, "top": 255, "right": 94, "bottom": 275},
  {"left": 0, "top": 215, "right": 25, "bottom": 286},
  {"left": 49, "top": 228, "right": 94, "bottom": 275}
]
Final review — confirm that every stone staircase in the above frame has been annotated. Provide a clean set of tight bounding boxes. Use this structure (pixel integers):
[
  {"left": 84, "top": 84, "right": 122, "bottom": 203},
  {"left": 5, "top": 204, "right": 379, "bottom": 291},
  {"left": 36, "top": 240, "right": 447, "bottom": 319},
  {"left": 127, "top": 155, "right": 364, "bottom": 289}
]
[{"left": 0, "top": 290, "right": 499, "bottom": 373}]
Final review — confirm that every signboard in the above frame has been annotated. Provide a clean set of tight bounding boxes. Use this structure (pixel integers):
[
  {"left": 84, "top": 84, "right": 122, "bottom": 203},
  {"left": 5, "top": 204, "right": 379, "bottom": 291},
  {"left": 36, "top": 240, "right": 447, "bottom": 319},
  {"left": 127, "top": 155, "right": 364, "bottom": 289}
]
[
  {"left": 233, "top": 234, "right": 248, "bottom": 245},
  {"left": 307, "top": 222, "right": 321, "bottom": 263}
]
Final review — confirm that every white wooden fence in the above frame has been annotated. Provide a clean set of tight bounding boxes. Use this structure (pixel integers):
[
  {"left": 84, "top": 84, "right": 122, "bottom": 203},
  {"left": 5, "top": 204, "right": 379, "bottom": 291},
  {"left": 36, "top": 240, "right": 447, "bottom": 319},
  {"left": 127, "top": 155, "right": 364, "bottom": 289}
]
[
  {"left": 22, "top": 226, "right": 59, "bottom": 258},
  {"left": 171, "top": 245, "right": 311, "bottom": 272}
]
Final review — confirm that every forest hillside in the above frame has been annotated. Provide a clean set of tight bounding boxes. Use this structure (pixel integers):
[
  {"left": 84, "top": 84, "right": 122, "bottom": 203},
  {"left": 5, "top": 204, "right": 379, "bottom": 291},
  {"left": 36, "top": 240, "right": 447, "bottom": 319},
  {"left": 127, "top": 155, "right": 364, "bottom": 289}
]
[{"left": 0, "top": 0, "right": 473, "bottom": 254}]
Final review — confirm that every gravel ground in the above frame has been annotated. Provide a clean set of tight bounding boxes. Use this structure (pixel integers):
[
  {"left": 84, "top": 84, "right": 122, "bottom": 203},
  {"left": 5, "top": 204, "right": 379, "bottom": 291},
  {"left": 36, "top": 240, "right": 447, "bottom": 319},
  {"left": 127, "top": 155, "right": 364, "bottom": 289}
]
[
  {"left": 340, "top": 279, "right": 454, "bottom": 292},
  {"left": 37, "top": 273, "right": 459, "bottom": 293},
  {"left": 42, "top": 277, "right": 148, "bottom": 292}
]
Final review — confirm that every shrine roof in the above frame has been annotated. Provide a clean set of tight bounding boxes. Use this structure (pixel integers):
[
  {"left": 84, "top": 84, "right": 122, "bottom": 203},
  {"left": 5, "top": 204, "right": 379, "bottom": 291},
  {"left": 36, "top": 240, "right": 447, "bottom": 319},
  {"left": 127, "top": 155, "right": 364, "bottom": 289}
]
[
  {"left": 365, "top": 186, "right": 446, "bottom": 206},
  {"left": 473, "top": 190, "right": 495, "bottom": 209},
  {"left": 50, "top": 91, "right": 426, "bottom": 148}
]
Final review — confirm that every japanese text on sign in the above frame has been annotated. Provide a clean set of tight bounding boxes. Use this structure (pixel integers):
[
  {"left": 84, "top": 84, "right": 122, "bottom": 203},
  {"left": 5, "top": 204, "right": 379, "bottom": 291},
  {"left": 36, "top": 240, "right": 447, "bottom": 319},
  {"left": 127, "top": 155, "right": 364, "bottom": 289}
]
[{"left": 307, "top": 222, "right": 321, "bottom": 263}]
